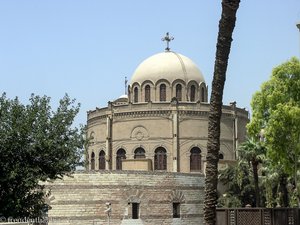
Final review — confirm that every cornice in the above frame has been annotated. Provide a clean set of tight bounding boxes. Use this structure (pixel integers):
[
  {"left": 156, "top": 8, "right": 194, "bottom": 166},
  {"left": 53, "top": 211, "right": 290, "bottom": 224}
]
[{"left": 87, "top": 107, "right": 248, "bottom": 125}]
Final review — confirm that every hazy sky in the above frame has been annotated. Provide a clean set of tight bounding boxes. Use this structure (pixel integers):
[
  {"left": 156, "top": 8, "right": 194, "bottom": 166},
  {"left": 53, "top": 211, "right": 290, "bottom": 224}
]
[{"left": 1, "top": 1, "right": 300, "bottom": 126}]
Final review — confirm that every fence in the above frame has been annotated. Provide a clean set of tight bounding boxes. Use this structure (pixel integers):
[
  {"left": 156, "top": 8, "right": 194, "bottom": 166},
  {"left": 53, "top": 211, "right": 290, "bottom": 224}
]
[
  {"left": 216, "top": 208, "right": 300, "bottom": 225},
  {"left": 0, "top": 223, "right": 29, "bottom": 225}
]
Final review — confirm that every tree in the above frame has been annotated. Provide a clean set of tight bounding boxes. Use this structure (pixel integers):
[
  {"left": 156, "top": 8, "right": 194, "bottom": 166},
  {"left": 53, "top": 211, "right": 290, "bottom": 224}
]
[
  {"left": 262, "top": 163, "right": 290, "bottom": 207},
  {"left": 238, "top": 137, "right": 265, "bottom": 207},
  {"left": 247, "top": 57, "right": 300, "bottom": 203},
  {"left": 204, "top": 0, "right": 240, "bottom": 224},
  {"left": 218, "top": 162, "right": 256, "bottom": 207},
  {"left": 0, "top": 93, "right": 85, "bottom": 218}
]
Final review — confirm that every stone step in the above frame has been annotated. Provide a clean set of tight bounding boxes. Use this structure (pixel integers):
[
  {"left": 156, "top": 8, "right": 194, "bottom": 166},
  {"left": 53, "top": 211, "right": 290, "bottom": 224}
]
[{"left": 120, "top": 219, "right": 144, "bottom": 225}]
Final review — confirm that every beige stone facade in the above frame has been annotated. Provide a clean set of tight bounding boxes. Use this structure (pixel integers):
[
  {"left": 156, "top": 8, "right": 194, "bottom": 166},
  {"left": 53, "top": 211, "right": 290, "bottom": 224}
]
[
  {"left": 46, "top": 50, "right": 248, "bottom": 225},
  {"left": 86, "top": 51, "right": 248, "bottom": 173},
  {"left": 87, "top": 101, "right": 248, "bottom": 173},
  {"left": 46, "top": 171, "right": 204, "bottom": 225}
]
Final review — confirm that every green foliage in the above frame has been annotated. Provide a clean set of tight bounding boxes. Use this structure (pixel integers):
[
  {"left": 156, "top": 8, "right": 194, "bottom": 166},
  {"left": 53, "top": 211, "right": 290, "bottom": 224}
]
[
  {"left": 238, "top": 137, "right": 265, "bottom": 164},
  {"left": 246, "top": 57, "right": 300, "bottom": 207},
  {"left": 218, "top": 137, "right": 267, "bottom": 208},
  {"left": 260, "top": 163, "right": 289, "bottom": 207},
  {"left": 218, "top": 162, "right": 256, "bottom": 207},
  {"left": 266, "top": 103, "right": 300, "bottom": 175},
  {"left": 219, "top": 58, "right": 300, "bottom": 208},
  {"left": 247, "top": 57, "right": 300, "bottom": 176},
  {"left": 217, "top": 194, "right": 241, "bottom": 208},
  {"left": 0, "top": 93, "right": 85, "bottom": 218}
]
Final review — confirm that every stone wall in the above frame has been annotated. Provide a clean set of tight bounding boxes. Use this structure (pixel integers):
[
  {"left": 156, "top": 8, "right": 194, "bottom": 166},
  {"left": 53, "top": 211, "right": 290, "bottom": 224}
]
[{"left": 45, "top": 170, "right": 205, "bottom": 225}]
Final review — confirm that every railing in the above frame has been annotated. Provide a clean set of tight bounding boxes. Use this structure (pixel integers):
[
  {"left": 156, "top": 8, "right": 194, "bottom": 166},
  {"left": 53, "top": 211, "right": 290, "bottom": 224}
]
[{"left": 216, "top": 208, "right": 300, "bottom": 225}]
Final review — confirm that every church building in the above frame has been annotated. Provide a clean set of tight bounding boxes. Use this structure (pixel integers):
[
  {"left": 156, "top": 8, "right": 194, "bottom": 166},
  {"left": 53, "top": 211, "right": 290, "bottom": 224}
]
[{"left": 46, "top": 33, "right": 248, "bottom": 225}]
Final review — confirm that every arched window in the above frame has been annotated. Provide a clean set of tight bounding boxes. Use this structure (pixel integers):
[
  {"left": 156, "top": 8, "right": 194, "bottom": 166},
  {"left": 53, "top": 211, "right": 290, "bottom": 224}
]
[
  {"left": 160, "top": 84, "right": 166, "bottom": 102},
  {"left": 91, "top": 152, "right": 95, "bottom": 170},
  {"left": 154, "top": 147, "right": 167, "bottom": 170},
  {"left": 134, "top": 87, "right": 138, "bottom": 103},
  {"left": 219, "top": 153, "right": 224, "bottom": 160},
  {"left": 190, "top": 147, "right": 201, "bottom": 171},
  {"left": 201, "top": 87, "right": 205, "bottom": 102},
  {"left": 99, "top": 150, "right": 105, "bottom": 170},
  {"left": 145, "top": 85, "right": 151, "bottom": 102},
  {"left": 134, "top": 147, "right": 146, "bottom": 159},
  {"left": 176, "top": 84, "right": 182, "bottom": 101},
  {"left": 190, "top": 85, "right": 196, "bottom": 102},
  {"left": 116, "top": 149, "right": 126, "bottom": 170}
]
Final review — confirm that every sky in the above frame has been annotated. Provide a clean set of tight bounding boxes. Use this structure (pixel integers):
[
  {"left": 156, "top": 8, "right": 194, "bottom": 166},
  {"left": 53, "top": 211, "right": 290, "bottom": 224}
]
[{"left": 0, "top": 1, "right": 300, "bottom": 127}]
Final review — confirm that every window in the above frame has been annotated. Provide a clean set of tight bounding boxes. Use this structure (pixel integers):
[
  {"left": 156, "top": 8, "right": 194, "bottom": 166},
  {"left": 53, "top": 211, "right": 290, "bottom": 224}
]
[
  {"left": 173, "top": 203, "right": 180, "bottom": 218},
  {"left": 116, "top": 149, "right": 126, "bottom": 170},
  {"left": 219, "top": 153, "right": 224, "bottom": 160},
  {"left": 145, "top": 85, "right": 151, "bottom": 102},
  {"left": 134, "top": 147, "right": 146, "bottom": 159},
  {"left": 99, "top": 150, "right": 105, "bottom": 170},
  {"left": 132, "top": 203, "right": 139, "bottom": 219},
  {"left": 91, "top": 152, "right": 95, "bottom": 170},
  {"left": 190, "top": 85, "right": 196, "bottom": 102},
  {"left": 160, "top": 84, "right": 166, "bottom": 102},
  {"left": 190, "top": 147, "right": 201, "bottom": 171},
  {"left": 176, "top": 84, "right": 182, "bottom": 101},
  {"left": 134, "top": 87, "right": 138, "bottom": 103},
  {"left": 154, "top": 147, "right": 167, "bottom": 170},
  {"left": 201, "top": 87, "right": 205, "bottom": 102}
]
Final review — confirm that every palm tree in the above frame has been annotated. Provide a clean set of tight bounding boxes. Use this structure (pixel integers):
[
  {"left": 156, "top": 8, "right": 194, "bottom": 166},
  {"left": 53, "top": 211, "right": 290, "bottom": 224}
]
[
  {"left": 204, "top": 0, "right": 240, "bottom": 224},
  {"left": 218, "top": 161, "right": 256, "bottom": 207},
  {"left": 238, "top": 137, "right": 266, "bottom": 207}
]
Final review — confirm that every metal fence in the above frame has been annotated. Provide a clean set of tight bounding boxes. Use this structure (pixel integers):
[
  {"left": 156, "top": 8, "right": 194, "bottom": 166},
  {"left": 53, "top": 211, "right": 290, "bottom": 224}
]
[{"left": 216, "top": 208, "right": 300, "bottom": 225}]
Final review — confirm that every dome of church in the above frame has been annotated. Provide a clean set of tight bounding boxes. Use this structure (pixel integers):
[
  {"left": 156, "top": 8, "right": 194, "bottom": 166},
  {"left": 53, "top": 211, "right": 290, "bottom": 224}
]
[
  {"left": 113, "top": 94, "right": 128, "bottom": 105},
  {"left": 130, "top": 51, "right": 205, "bottom": 85}
]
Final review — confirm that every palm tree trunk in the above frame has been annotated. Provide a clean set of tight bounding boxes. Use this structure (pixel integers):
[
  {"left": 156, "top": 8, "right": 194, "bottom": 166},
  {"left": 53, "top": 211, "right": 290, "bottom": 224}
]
[
  {"left": 252, "top": 161, "right": 260, "bottom": 207},
  {"left": 204, "top": 1, "right": 240, "bottom": 224}
]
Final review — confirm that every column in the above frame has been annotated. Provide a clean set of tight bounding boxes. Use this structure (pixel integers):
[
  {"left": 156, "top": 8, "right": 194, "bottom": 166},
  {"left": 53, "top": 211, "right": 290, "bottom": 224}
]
[
  {"left": 172, "top": 111, "right": 178, "bottom": 172},
  {"left": 105, "top": 115, "right": 112, "bottom": 170}
]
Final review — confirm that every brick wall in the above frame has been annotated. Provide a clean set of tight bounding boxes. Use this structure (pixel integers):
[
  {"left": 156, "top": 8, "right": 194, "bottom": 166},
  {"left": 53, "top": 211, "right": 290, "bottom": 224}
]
[{"left": 45, "top": 170, "right": 205, "bottom": 225}]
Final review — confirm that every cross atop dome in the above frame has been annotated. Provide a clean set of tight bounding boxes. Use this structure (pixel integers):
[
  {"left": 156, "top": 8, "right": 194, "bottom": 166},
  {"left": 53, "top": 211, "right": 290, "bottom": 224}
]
[
  {"left": 125, "top": 76, "right": 128, "bottom": 95},
  {"left": 161, "top": 32, "right": 174, "bottom": 51}
]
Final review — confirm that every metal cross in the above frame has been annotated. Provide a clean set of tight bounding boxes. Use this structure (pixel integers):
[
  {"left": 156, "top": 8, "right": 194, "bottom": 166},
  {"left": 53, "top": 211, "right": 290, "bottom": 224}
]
[{"left": 162, "top": 32, "right": 174, "bottom": 51}]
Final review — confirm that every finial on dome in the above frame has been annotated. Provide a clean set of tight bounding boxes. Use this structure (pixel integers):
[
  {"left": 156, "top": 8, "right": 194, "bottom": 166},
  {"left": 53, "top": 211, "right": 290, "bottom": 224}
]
[
  {"left": 125, "top": 76, "right": 128, "bottom": 95},
  {"left": 161, "top": 32, "right": 174, "bottom": 51}
]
